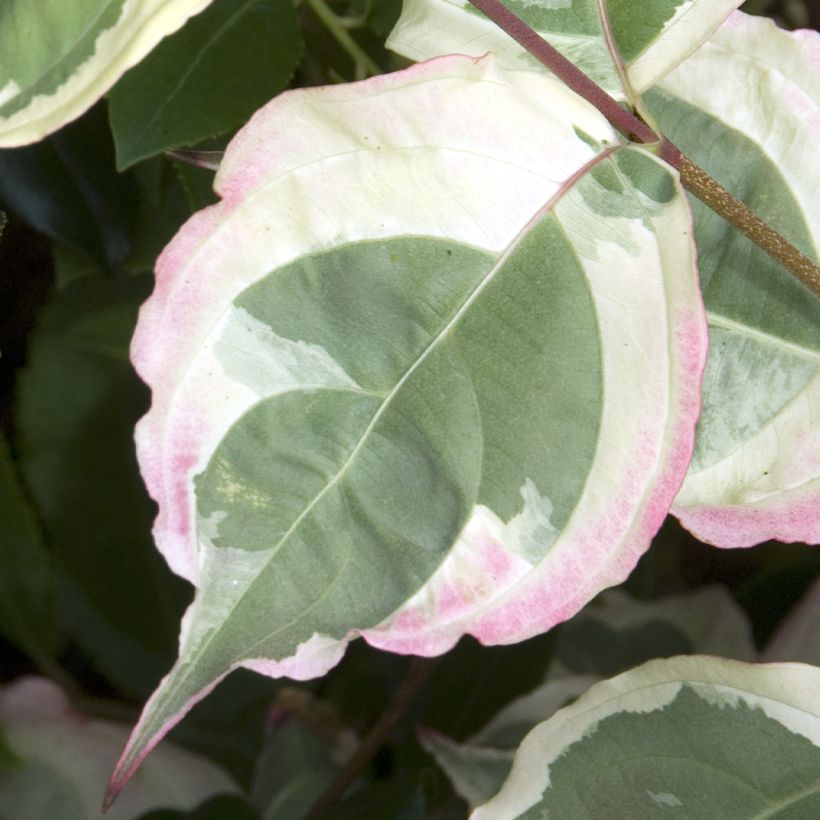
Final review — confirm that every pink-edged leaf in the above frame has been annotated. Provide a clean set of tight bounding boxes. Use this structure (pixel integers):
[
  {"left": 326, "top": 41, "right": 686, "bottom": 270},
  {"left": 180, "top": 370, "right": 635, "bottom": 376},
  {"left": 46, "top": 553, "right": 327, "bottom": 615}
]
[
  {"left": 643, "top": 13, "right": 820, "bottom": 547},
  {"left": 108, "top": 54, "right": 705, "bottom": 800}
]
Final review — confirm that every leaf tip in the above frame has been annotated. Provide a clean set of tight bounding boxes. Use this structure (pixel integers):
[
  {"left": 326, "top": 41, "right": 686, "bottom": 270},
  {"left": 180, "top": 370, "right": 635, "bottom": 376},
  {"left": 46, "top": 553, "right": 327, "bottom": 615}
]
[
  {"left": 103, "top": 732, "right": 152, "bottom": 813},
  {"left": 100, "top": 786, "right": 118, "bottom": 814}
]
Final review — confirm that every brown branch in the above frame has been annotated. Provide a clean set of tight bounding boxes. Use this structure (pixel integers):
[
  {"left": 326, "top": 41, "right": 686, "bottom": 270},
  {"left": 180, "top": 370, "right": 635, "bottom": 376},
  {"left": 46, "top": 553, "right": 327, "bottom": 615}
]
[
  {"left": 679, "top": 156, "right": 820, "bottom": 294},
  {"left": 304, "top": 656, "right": 439, "bottom": 820},
  {"left": 469, "top": 0, "right": 657, "bottom": 144},
  {"left": 467, "top": 0, "right": 820, "bottom": 297}
]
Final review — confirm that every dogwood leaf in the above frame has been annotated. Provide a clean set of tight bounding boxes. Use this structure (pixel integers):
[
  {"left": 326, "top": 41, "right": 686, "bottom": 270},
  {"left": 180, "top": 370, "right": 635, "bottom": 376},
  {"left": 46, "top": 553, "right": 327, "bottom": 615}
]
[
  {"left": 0, "top": 0, "right": 215, "bottom": 147},
  {"left": 386, "top": 0, "right": 741, "bottom": 96},
  {"left": 474, "top": 656, "right": 820, "bottom": 818},
  {"left": 108, "top": 55, "right": 705, "bottom": 798},
  {"left": 647, "top": 13, "right": 820, "bottom": 546},
  {"left": 420, "top": 586, "right": 755, "bottom": 809}
]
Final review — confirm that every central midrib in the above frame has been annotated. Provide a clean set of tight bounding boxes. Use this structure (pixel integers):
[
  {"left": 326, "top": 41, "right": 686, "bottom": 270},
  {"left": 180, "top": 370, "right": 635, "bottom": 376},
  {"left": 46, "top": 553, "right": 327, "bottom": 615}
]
[{"left": 173, "top": 147, "right": 620, "bottom": 687}]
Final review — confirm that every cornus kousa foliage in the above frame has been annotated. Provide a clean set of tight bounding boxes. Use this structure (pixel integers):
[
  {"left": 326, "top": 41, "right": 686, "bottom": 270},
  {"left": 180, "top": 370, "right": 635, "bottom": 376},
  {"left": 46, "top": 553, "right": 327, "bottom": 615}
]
[
  {"left": 111, "top": 49, "right": 710, "bottom": 798},
  {"left": 0, "top": 0, "right": 818, "bottom": 817}
]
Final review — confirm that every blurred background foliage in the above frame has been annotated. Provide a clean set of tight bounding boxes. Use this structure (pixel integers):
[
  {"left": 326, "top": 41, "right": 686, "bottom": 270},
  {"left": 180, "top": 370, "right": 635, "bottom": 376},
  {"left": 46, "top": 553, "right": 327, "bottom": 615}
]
[{"left": 0, "top": 1, "right": 817, "bottom": 818}]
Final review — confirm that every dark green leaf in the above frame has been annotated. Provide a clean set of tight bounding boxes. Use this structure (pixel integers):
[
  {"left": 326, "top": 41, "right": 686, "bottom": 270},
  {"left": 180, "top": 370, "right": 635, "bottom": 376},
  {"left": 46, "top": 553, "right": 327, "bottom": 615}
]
[
  {"left": 173, "top": 160, "right": 219, "bottom": 213},
  {"left": 109, "top": 0, "right": 303, "bottom": 169},
  {"left": 168, "top": 669, "right": 280, "bottom": 788},
  {"left": 51, "top": 243, "right": 105, "bottom": 291},
  {"left": 187, "top": 795, "right": 258, "bottom": 820},
  {"left": 15, "top": 274, "right": 190, "bottom": 698},
  {"left": 138, "top": 794, "right": 258, "bottom": 820},
  {"left": 0, "top": 105, "right": 137, "bottom": 268},
  {"left": 419, "top": 634, "right": 554, "bottom": 741},
  {"left": 554, "top": 619, "right": 692, "bottom": 677},
  {"left": 0, "top": 727, "right": 21, "bottom": 769},
  {"left": 326, "top": 778, "right": 426, "bottom": 820},
  {"left": 124, "top": 158, "right": 195, "bottom": 275},
  {"left": 368, "top": 0, "right": 404, "bottom": 38},
  {"left": 0, "top": 431, "right": 56, "bottom": 665},
  {"left": 251, "top": 697, "right": 349, "bottom": 820}
]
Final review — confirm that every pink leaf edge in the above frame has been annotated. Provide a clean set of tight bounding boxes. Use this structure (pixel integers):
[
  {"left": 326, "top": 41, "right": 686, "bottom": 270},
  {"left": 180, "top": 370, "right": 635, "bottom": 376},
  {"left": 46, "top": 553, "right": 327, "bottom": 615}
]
[
  {"left": 673, "top": 485, "right": 820, "bottom": 549},
  {"left": 113, "top": 53, "right": 709, "bottom": 805}
]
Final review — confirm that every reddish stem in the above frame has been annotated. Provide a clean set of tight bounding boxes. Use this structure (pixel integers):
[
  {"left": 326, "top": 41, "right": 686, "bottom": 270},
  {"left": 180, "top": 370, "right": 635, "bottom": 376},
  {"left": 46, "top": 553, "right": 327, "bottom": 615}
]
[{"left": 467, "top": 0, "right": 820, "bottom": 296}]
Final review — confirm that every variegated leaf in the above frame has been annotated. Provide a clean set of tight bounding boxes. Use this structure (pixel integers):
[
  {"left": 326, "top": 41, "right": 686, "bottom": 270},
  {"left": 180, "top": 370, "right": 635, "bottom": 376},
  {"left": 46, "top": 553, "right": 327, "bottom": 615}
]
[
  {"left": 420, "top": 586, "right": 755, "bottom": 809},
  {"left": 0, "top": 0, "right": 215, "bottom": 147},
  {"left": 108, "top": 55, "right": 706, "bottom": 798},
  {"left": 386, "top": 0, "right": 741, "bottom": 96},
  {"left": 474, "top": 657, "right": 820, "bottom": 819},
  {"left": 646, "top": 13, "right": 820, "bottom": 546}
]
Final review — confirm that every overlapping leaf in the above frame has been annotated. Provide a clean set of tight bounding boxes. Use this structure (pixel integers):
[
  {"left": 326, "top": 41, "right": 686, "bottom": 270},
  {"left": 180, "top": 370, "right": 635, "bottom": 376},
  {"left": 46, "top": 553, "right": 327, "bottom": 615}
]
[
  {"left": 419, "top": 586, "right": 756, "bottom": 809},
  {"left": 16, "top": 273, "right": 190, "bottom": 699},
  {"left": 543, "top": 584, "right": 757, "bottom": 677},
  {"left": 473, "top": 656, "right": 820, "bottom": 818},
  {"left": 109, "top": 55, "right": 705, "bottom": 795},
  {"left": 0, "top": 0, "right": 215, "bottom": 147},
  {"left": 388, "top": 1, "right": 820, "bottom": 546},
  {"left": 0, "top": 104, "right": 138, "bottom": 268},
  {"left": 108, "top": 0, "right": 303, "bottom": 169},
  {"left": 386, "top": 0, "right": 741, "bottom": 96},
  {"left": 647, "top": 13, "right": 820, "bottom": 546}
]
